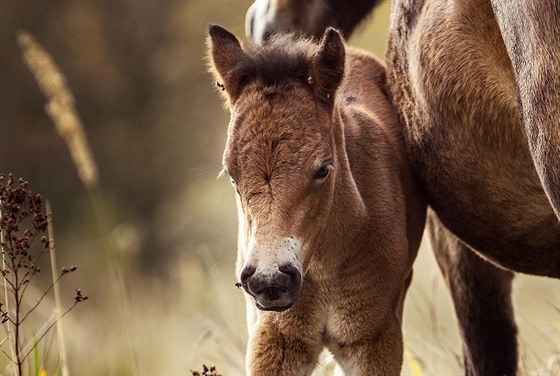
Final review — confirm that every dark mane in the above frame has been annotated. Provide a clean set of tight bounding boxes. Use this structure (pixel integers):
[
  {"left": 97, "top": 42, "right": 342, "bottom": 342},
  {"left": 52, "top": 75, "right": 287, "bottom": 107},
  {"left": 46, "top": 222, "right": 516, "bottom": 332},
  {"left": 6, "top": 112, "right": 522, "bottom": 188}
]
[{"left": 233, "top": 34, "right": 314, "bottom": 88}]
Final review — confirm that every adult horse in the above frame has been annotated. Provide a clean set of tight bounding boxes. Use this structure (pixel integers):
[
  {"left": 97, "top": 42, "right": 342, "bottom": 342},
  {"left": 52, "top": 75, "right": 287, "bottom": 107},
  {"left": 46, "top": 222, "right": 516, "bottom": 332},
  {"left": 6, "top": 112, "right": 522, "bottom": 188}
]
[
  {"left": 208, "top": 25, "right": 425, "bottom": 374},
  {"left": 246, "top": 0, "right": 560, "bottom": 375}
]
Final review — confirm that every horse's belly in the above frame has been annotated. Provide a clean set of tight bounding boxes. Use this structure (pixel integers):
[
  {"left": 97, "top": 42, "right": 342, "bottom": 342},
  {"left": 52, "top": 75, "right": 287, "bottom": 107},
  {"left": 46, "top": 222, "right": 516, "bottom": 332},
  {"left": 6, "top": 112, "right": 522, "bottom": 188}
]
[{"left": 387, "top": 0, "right": 560, "bottom": 276}]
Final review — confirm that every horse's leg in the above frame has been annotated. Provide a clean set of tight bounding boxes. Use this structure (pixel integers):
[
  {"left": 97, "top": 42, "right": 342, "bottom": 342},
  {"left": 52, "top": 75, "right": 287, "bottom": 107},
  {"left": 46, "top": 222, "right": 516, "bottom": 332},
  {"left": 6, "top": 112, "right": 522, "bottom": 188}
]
[
  {"left": 332, "top": 317, "right": 403, "bottom": 376},
  {"left": 246, "top": 315, "right": 323, "bottom": 376},
  {"left": 490, "top": 0, "right": 560, "bottom": 219},
  {"left": 428, "top": 209, "right": 518, "bottom": 376}
]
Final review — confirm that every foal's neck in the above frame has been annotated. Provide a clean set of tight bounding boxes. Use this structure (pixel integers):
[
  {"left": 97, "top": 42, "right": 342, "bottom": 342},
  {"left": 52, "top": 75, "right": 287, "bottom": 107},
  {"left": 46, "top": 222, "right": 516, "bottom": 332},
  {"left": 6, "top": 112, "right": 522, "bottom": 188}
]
[{"left": 315, "top": 107, "right": 368, "bottom": 268}]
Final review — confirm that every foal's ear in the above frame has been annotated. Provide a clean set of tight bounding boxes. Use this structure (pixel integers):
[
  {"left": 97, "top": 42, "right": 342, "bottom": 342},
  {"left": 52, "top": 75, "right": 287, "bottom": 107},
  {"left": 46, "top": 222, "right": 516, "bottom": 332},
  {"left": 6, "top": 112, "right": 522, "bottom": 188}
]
[
  {"left": 309, "top": 28, "right": 345, "bottom": 105},
  {"left": 207, "top": 24, "right": 247, "bottom": 104}
]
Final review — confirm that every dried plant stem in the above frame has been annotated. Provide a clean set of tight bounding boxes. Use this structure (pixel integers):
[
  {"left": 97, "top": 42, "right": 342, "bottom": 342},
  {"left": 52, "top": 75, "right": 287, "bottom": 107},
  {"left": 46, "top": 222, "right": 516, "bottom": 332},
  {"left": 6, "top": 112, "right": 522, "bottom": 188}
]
[
  {"left": 1, "top": 209, "right": 17, "bottom": 375},
  {"left": 18, "top": 306, "right": 76, "bottom": 365},
  {"left": 13, "top": 248, "right": 22, "bottom": 376},
  {"left": 46, "top": 201, "right": 68, "bottom": 376},
  {"left": 20, "top": 275, "right": 63, "bottom": 325}
]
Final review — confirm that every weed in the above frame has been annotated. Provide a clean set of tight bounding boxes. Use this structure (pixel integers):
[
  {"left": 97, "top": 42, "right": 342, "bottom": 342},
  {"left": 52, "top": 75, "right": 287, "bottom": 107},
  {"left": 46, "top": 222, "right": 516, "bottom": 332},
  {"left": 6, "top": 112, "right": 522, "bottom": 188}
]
[
  {"left": 191, "top": 364, "right": 222, "bottom": 376},
  {"left": 0, "top": 174, "right": 87, "bottom": 376}
]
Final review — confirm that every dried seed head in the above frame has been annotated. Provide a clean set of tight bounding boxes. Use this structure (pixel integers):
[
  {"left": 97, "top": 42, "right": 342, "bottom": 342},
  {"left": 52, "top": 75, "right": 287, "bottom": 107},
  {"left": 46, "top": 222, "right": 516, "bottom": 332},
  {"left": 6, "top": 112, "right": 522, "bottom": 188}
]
[
  {"left": 17, "top": 31, "right": 99, "bottom": 189},
  {"left": 74, "top": 289, "right": 88, "bottom": 302},
  {"left": 61, "top": 265, "right": 78, "bottom": 276},
  {"left": 1, "top": 174, "right": 48, "bottom": 280}
]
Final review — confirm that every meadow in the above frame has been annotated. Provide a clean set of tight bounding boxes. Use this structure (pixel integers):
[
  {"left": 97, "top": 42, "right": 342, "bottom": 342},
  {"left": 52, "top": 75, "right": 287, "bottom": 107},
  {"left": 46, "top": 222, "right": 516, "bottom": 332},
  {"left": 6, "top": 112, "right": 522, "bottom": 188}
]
[{"left": 0, "top": 1, "right": 558, "bottom": 375}]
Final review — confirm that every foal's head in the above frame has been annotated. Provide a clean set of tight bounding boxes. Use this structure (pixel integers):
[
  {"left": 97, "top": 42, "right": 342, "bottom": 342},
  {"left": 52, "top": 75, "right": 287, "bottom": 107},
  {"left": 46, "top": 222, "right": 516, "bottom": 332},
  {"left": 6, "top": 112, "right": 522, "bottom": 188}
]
[{"left": 208, "top": 25, "right": 345, "bottom": 311}]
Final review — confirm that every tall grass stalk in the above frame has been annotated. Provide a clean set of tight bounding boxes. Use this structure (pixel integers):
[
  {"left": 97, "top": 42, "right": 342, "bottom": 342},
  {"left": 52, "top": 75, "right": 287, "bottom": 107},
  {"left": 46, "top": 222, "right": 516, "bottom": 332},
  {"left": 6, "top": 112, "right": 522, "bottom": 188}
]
[
  {"left": 17, "top": 30, "right": 140, "bottom": 374},
  {"left": 88, "top": 189, "right": 141, "bottom": 374},
  {"left": 33, "top": 334, "right": 40, "bottom": 376},
  {"left": 46, "top": 201, "right": 68, "bottom": 376},
  {"left": 16, "top": 31, "right": 97, "bottom": 190}
]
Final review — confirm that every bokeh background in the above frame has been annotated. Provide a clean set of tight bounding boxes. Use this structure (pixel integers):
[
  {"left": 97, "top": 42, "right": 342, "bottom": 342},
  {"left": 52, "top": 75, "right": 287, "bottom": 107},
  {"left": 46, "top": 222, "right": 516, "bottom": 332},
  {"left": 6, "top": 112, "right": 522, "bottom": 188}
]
[{"left": 0, "top": 1, "right": 558, "bottom": 375}]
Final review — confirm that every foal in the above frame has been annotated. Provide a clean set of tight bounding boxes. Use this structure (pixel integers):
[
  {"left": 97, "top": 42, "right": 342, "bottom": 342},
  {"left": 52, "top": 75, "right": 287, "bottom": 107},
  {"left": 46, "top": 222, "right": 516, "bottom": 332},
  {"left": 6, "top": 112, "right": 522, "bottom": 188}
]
[{"left": 208, "top": 25, "right": 425, "bottom": 374}]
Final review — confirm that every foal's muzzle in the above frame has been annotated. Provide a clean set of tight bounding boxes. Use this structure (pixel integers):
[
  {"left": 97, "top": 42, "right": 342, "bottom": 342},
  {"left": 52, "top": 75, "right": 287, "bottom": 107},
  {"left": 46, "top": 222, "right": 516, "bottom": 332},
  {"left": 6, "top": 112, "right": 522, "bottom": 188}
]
[{"left": 240, "top": 264, "right": 302, "bottom": 311}]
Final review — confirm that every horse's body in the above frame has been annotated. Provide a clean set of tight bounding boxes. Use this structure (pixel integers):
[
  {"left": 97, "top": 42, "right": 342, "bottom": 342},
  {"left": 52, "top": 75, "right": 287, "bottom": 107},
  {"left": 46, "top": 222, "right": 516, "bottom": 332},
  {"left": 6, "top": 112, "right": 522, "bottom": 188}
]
[
  {"left": 208, "top": 25, "right": 425, "bottom": 374},
  {"left": 245, "top": 0, "right": 560, "bottom": 374}
]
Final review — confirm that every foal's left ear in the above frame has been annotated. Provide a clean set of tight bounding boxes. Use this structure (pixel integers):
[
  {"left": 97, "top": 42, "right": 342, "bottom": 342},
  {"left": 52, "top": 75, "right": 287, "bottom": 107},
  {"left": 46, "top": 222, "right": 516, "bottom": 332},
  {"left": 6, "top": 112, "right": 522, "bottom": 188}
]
[
  {"left": 207, "top": 24, "right": 247, "bottom": 104},
  {"left": 309, "top": 28, "right": 345, "bottom": 105}
]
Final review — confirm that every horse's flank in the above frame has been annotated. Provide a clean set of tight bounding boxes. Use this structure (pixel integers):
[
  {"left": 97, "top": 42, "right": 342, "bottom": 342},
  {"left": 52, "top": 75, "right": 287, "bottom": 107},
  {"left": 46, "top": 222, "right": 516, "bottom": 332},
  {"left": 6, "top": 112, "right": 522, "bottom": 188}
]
[{"left": 387, "top": 0, "right": 560, "bottom": 274}]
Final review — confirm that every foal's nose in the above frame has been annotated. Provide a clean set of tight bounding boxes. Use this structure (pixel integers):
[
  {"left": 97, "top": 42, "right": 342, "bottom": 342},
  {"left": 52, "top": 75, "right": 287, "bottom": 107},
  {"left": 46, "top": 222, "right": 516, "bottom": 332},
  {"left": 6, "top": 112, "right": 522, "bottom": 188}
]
[{"left": 240, "top": 264, "right": 301, "bottom": 302}]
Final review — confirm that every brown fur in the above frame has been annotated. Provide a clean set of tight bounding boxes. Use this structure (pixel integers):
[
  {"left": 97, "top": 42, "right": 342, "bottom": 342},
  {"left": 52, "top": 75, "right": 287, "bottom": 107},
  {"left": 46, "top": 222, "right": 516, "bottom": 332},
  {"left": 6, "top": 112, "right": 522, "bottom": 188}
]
[
  {"left": 208, "top": 25, "right": 426, "bottom": 375},
  {"left": 245, "top": 0, "right": 560, "bottom": 374}
]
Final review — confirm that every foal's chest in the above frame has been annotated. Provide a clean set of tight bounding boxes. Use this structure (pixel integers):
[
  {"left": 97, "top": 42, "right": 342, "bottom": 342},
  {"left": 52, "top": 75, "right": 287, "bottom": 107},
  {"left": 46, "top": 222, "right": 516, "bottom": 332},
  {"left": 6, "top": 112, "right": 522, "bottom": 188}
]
[{"left": 313, "top": 278, "right": 379, "bottom": 347}]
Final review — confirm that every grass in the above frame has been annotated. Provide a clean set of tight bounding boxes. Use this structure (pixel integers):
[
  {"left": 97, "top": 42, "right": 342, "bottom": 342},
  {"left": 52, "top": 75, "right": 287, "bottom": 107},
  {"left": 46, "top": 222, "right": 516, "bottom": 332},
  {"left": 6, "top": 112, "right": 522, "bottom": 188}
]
[
  {"left": 2, "top": 179, "right": 558, "bottom": 374},
  {"left": 2, "top": 29, "right": 559, "bottom": 376}
]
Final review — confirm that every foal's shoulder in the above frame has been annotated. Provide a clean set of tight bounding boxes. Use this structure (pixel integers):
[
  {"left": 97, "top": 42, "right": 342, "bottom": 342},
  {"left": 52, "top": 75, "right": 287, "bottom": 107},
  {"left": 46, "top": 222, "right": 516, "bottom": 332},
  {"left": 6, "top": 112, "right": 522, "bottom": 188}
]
[
  {"left": 342, "top": 47, "right": 407, "bottom": 165},
  {"left": 342, "top": 47, "right": 397, "bottom": 131},
  {"left": 345, "top": 47, "right": 386, "bottom": 88}
]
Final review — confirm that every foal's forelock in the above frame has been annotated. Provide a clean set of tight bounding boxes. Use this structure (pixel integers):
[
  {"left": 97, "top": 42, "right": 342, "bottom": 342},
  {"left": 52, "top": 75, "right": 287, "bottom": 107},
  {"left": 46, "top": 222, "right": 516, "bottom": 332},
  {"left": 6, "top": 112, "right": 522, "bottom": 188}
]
[{"left": 233, "top": 36, "right": 312, "bottom": 86}]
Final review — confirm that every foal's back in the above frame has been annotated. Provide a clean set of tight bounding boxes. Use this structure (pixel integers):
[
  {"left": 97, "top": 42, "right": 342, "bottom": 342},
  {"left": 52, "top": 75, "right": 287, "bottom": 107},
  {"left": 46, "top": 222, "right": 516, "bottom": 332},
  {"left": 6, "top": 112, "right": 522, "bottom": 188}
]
[{"left": 340, "top": 48, "right": 425, "bottom": 259}]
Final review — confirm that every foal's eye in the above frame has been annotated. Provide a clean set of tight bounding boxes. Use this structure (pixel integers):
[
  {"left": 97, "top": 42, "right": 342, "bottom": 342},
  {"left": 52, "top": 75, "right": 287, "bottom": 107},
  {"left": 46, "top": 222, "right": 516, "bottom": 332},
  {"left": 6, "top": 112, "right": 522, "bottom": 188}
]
[{"left": 313, "top": 163, "right": 332, "bottom": 182}]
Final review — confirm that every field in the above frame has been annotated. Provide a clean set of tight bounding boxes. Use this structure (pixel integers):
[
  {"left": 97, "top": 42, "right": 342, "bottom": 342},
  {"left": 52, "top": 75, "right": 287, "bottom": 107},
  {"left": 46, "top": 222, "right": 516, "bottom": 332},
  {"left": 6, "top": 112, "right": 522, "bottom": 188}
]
[{"left": 1, "top": 1, "right": 558, "bottom": 375}]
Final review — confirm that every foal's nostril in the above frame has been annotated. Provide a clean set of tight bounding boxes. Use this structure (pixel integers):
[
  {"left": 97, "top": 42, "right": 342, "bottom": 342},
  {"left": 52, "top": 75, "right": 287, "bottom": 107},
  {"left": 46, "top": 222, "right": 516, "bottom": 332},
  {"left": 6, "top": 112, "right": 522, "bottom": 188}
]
[
  {"left": 240, "top": 265, "right": 256, "bottom": 288},
  {"left": 247, "top": 275, "right": 267, "bottom": 295},
  {"left": 279, "top": 264, "right": 302, "bottom": 288}
]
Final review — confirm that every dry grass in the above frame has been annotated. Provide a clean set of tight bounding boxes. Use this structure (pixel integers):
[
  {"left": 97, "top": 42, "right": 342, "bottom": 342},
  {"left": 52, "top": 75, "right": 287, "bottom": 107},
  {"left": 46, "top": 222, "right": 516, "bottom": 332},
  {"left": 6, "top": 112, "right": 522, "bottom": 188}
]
[
  {"left": 4, "top": 23, "right": 559, "bottom": 376},
  {"left": 16, "top": 31, "right": 98, "bottom": 191},
  {"left": 2, "top": 180, "right": 557, "bottom": 375}
]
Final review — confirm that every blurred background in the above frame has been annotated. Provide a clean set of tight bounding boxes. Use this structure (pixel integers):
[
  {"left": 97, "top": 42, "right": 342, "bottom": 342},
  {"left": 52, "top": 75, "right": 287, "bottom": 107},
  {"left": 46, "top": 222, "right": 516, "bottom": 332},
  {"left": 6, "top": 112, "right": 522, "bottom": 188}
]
[{"left": 0, "top": 1, "right": 558, "bottom": 375}]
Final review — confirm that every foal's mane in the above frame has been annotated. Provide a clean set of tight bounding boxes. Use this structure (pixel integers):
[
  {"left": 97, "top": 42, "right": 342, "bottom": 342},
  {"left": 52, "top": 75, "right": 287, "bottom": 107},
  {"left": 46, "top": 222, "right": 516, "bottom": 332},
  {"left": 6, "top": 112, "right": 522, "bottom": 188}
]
[{"left": 235, "top": 35, "right": 315, "bottom": 88}]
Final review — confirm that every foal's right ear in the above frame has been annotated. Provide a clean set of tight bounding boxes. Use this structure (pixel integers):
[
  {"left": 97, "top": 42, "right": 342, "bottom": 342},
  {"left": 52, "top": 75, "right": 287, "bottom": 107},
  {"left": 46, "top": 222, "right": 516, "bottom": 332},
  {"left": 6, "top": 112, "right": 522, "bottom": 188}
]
[
  {"left": 309, "top": 28, "right": 345, "bottom": 105},
  {"left": 207, "top": 25, "right": 247, "bottom": 105}
]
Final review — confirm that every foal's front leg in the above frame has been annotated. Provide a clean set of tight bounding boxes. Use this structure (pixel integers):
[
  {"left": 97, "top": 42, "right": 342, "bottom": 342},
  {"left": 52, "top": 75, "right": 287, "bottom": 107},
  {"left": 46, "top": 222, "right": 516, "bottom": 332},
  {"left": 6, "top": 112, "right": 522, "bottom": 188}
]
[
  {"left": 331, "top": 315, "right": 404, "bottom": 376},
  {"left": 247, "top": 312, "right": 323, "bottom": 376}
]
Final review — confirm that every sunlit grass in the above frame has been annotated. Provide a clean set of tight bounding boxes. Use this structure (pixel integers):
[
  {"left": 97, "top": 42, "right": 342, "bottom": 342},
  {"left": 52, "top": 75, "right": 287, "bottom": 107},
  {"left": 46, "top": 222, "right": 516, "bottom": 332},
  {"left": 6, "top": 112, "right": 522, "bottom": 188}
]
[{"left": 2, "top": 5, "right": 558, "bottom": 375}]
